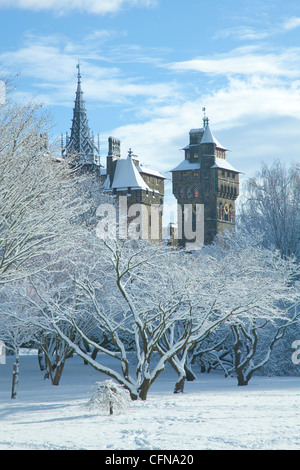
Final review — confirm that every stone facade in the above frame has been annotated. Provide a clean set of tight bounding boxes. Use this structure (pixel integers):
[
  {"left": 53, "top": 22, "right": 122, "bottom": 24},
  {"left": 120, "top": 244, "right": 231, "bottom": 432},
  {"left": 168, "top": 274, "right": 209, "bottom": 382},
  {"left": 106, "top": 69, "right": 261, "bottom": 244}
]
[
  {"left": 171, "top": 121, "right": 240, "bottom": 246},
  {"left": 102, "top": 137, "right": 165, "bottom": 242}
]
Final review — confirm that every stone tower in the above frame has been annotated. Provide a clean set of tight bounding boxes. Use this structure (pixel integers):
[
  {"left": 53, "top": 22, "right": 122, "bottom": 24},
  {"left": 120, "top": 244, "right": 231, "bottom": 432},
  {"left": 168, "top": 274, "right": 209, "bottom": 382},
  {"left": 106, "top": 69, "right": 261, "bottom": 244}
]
[
  {"left": 62, "top": 64, "right": 100, "bottom": 171},
  {"left": 171, "top": 115, "right": 239, "bottom": 247},
  {"left": 101, "top": 138, "right": 166, "bottom": 242}
]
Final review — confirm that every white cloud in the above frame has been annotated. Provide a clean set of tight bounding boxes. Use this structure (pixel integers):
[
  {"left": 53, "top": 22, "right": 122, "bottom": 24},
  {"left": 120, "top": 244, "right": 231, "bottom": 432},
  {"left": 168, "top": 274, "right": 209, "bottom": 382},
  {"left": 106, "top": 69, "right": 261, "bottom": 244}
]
[
  {"left": 214, "top": 16, "right": 300, "bottom": 44},
  {"left": 167, "top": 46, "right": 300, "bottom": 79},
  {"left": 2, "top": 27, "right": 300, "bottom": 185},
  {"left": 105, "top": 71, "right": 300, "bottom": 179},
  {"left": 282, "top": 16, "right": 300, "bottom": 31},
  {"left": 214, "top": 26, "right": 270, "bottom": 41},
  {"left": 0, "top": 0, "right": 157, "bottom": 14},
  {"left": 0, "top": 32, "right": 178, "bottom": 109}
]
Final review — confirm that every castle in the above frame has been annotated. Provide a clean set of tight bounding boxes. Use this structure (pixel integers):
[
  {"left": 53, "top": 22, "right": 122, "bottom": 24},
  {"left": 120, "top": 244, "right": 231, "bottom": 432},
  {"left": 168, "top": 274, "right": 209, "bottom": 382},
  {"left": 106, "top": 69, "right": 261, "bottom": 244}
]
[
  {"left": 62, "top": 66, "right": 240, "bottom": 247},
  {"left": 171, "top": 113, "right": 240, "bottom": 246}
]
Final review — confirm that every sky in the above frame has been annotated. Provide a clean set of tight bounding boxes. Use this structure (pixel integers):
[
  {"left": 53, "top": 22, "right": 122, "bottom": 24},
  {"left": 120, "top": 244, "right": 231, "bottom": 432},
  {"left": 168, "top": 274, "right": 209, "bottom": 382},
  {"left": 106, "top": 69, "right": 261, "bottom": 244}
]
[{"left": 1, "top": 0, "right": 300, "bottom": 208}]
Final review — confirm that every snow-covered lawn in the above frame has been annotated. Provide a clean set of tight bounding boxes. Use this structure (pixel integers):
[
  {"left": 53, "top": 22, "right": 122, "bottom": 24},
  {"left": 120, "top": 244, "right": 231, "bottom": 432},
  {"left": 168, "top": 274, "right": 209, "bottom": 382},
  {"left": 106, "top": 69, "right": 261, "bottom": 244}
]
[{"left": 1, "top": 352, "right": 300, "bottom": 450}]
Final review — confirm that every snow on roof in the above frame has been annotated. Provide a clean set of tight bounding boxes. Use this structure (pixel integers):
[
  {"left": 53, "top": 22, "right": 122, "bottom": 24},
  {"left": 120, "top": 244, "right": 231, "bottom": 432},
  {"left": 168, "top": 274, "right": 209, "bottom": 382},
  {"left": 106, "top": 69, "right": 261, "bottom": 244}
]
[
  {"left": 102, "top": 174, "right": 111, "bottom": 190},
  {"left": 137, "top": 165, "right": 166, "bottom": 179},
  {"left": 201, "top": 124, "right": 228, "bottom": 150},
  {"left": 111, "top": 156, "right": 150, "bottom": 190},
  {"left": 212, "top": 157, "right": 240, "bottom": 173},
  {"left": 171, "top": 160, "right": 201, "bottom": 172}
]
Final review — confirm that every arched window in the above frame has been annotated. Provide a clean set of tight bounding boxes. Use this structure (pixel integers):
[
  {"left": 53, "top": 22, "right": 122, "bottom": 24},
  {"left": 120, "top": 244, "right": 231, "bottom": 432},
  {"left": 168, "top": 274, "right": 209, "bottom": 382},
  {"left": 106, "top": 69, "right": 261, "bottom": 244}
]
[{"left": 224, "top": 203, "right": 229, "bottom": 221}]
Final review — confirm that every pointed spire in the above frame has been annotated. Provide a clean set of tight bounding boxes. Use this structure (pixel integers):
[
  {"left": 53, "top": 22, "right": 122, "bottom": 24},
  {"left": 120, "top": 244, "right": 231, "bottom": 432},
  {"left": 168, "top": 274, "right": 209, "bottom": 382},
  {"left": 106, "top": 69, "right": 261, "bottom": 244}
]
[
  {"left": 66, "top": 63, "right": 98, "bottom": 166},
  {"left": 77, "top": 61, "right": 81, "bottom": 81}
]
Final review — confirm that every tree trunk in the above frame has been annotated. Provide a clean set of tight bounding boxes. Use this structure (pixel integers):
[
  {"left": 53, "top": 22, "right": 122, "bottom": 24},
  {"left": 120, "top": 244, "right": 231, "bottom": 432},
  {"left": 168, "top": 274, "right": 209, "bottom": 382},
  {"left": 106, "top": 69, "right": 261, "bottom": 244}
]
[
  {"left": 138, "top": 378, "right": 151, "bottom": 401},
  {"left": 11, "top": 351, "right": 20, "bottom": 399},
  {"left": 174, "top": 375, "right": 185, "bottom": 394},
  {"left": 91, "top": 347, "right": 98, "bottom": 360},
  {"left": 37, "top": 349, "right": 46, "bottom": 371},
  {"left": 236, "top": 370, "right": 249, "bottom": 386},
  {"left": 52, "top": 361, "right": 65, "bottom": 386},
  {"left": 185, "top": 364, "right": 197, "bottom": 381}
]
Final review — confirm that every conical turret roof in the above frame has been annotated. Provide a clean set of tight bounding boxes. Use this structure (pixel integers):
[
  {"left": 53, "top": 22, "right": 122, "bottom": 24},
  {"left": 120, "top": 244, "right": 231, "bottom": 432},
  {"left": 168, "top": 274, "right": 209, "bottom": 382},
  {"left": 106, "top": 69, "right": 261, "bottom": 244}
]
[{"left": 201, "top": 122, "right": 228, "bottom": 150}]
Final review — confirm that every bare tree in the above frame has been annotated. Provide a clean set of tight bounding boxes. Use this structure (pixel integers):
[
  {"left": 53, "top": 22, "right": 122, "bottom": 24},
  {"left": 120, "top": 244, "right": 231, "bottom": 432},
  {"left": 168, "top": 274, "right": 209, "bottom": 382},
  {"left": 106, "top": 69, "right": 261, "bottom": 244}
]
[
  {"left": 17, "top": 229, "right": 299, "bottom": 399},
  {"left": 230, "top": 301, "right": 300, "bottom": 386},
  {"left": 239, "top": 161, "right": 300, "bottom": 260},
  {"left": 0, "top": 303, "right": 38, "bottom": 399},
  {"left": 0, "top": 94, "right": 89, "bottom": 284},
  {"left": 156, "top": 232, "right": 299, "bottom": 391}
]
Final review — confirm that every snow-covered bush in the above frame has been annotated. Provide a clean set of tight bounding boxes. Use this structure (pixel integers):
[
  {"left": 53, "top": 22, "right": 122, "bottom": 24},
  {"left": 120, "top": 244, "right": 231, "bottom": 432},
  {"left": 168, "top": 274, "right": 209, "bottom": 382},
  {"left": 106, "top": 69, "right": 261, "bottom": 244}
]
[{"left": 87, "top": 380, "right": 131, "bottom": 415}]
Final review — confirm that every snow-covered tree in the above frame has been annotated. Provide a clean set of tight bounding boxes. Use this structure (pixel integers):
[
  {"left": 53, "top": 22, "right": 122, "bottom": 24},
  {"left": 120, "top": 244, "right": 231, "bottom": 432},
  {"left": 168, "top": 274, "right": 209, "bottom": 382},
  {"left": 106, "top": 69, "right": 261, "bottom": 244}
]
[
  {"left": 160, "top": 232, "right": 300, "bottom": 390},
  {"left": 87, "top": 380, "right": 131, "bottom": 415},
  {"left": 0, "top": 298, "right": 38, "bottom": 399},
  {"left": 230, "top": 301, "right": 300, "bottom": 386},
  {"left": 0, "top": 94, "right": 89, "bottom": 284},
  {"left": 209, "top": 232, "right": 300, "bottom": 386},
  {"left": 18, "top": 228, "right": 299, "bottom": 398},
  {"left": 17, "top": 238, "right": 195, "bottom": 400},
  {"left": 239, "top": 161, "right": 300, "bottom": 260}
]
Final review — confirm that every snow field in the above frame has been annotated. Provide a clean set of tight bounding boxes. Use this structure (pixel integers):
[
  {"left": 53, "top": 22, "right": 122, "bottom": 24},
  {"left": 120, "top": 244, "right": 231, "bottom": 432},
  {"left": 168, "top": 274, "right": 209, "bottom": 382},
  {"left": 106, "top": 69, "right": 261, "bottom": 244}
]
[{"left": 1, "top": 353, "right": 300, "bottom": 450}]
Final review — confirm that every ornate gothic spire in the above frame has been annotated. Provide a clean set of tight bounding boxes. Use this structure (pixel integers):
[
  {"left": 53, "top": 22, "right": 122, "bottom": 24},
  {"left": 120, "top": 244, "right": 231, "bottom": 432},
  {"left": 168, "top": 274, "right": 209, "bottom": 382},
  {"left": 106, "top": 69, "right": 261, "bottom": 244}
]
[{"left": 63, "top": 63, "right": 99, "bottom": 167}]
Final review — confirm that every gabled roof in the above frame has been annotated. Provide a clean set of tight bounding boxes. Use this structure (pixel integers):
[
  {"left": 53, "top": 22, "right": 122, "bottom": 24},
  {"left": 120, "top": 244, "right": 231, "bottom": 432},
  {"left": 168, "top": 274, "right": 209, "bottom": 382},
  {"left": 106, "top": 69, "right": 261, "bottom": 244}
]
[
  {"left": 137, "top": 165, "right": 166, "bottom": 179},
  {"left": 111, "top": 156, "right": 150, "bottom": 190}
]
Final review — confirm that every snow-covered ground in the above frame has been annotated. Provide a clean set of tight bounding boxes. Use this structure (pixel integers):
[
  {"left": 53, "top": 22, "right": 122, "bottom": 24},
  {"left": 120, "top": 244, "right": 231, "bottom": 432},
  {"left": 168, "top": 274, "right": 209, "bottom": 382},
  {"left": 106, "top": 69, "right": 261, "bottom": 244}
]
[{"left": 1, "top": 351, "right": 300, "bottom": 450}]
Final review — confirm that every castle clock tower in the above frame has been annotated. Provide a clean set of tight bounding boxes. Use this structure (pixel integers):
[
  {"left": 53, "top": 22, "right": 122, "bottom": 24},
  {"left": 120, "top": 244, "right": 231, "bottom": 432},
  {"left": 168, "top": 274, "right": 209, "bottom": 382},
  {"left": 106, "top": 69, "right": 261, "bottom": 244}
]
[{"left": 171, "top": 113, "right": 240, "bottom": 247}]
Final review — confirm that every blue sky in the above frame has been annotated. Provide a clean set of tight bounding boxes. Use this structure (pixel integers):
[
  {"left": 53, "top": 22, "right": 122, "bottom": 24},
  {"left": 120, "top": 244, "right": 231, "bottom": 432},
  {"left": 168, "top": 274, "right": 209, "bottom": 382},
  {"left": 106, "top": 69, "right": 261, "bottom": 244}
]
[{"left": 1, "top": 0, "right": 300, "bottom": 207}]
